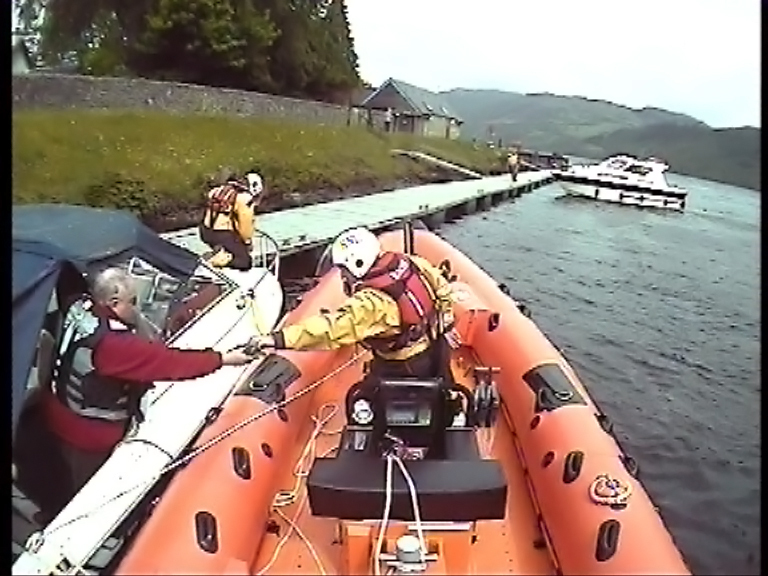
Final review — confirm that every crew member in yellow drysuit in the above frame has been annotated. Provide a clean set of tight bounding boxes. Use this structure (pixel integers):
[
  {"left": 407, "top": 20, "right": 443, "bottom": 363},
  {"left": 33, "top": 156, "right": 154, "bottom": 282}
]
[
  {"left": 249, "top": 227, "right": 461, "bottom": 384},
  {"left": 199, "top": 169, "right": 264, "bottom": 270}
]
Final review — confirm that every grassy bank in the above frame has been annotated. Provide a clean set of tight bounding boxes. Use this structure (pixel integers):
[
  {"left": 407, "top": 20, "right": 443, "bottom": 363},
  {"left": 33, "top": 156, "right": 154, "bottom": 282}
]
[{"left": 13, "top": 110, "right": 502, "bottom": 225}]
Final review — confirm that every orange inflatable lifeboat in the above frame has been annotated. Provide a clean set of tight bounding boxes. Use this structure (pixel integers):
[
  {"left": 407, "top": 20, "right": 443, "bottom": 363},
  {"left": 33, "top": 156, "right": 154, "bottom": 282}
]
[{"left": 115, "top": 227, "right": 690, "bottom": 575}]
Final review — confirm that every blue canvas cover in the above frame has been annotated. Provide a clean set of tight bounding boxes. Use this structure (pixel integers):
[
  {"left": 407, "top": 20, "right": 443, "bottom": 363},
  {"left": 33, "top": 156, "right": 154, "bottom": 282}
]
[
  {"left": 12, "top": 204, "right": 199, "bottom": 279},
  {"left": 12, "top": 240, "right": 87, "bottom": 435},
  {"left": 11, "top": 204, "right": 199, "bottom": 435}
]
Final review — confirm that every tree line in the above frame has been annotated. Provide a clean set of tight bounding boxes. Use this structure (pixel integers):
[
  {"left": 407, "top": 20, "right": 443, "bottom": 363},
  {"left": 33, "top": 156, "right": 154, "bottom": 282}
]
[{"left": 14, "top": 0, "right": 362, "bottom": 103}]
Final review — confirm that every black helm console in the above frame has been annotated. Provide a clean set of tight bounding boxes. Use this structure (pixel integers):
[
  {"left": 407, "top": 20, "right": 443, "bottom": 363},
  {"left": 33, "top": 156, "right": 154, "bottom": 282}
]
[
  {"left": 350, "top": 377, "right": 449, "bottom": 460},
  {"left": 306, "top": 376, "right": 508, "bottom": 523}
]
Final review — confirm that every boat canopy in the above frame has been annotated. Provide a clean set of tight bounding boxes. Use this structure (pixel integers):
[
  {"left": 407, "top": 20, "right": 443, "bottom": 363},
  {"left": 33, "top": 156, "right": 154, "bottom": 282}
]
[
  {"left": 11, "top": 204, "right": 200, "bottom": 435},
  {"left": 12, "top": 204, "right": 199, "bottom": 279}
]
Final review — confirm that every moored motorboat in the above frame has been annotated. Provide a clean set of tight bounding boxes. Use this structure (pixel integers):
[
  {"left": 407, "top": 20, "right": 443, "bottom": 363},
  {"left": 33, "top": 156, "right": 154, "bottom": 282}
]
[
  {"left": 555, "top": 155, "right": 688, "bottom": 210},
  {"left": 12, "top": 204, "right": 284, "bottom": 574},
  {"left": 110, "top": 225, "right": 690, "bottom": 575}
]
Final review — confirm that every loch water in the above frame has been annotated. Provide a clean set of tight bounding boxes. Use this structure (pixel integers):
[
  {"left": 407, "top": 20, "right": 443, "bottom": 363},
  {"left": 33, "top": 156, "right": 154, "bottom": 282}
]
[{"left": 438, "top": 174, "right": 761, "bottom": 575}]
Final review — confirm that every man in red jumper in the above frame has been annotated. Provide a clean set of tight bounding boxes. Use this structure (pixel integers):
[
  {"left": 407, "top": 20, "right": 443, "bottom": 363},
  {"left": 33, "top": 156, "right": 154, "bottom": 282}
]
[{"left": 43, "top": 267, "right": 254, "bottom": 496}]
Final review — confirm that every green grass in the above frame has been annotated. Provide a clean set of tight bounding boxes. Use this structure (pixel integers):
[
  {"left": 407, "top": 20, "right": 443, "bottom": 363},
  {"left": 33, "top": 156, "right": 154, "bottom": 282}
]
[
  {"left": 13, "top": 110, "right": 502, "bottom": 215},
  {"left": 389, "top": 135, "right": 503, "bottom": 173}
]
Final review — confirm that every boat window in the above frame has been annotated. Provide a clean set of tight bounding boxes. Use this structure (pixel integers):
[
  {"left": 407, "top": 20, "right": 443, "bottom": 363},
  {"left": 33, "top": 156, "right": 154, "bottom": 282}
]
[
  {"left": 121, "top": 257, "right": 235, "bottom": 341},
  {"left": 598, "top": 172, "right": 627, "bottom": 180},
  {"left": 605, "top": 158, "right": 629, "bottom": 170},
  {"left": 623, "top": 164, "right": 653, "bottom": 176}
]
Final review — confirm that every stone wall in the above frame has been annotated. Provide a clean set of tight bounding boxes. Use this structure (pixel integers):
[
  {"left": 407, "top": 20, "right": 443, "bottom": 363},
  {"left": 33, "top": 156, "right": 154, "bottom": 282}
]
[{"left": 12, "top": 73, "right": 387, "bottom": 128}]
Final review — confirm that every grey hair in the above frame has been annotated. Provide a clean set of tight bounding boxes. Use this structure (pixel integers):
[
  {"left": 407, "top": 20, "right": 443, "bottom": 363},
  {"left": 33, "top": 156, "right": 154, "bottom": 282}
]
[{"left": 92, "top": 268, "right": 135, "bottom": 305}]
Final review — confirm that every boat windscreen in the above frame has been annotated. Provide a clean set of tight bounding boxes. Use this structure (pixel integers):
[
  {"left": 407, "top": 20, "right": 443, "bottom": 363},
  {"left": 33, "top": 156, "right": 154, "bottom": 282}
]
[
  {"left": 122, "top": 257, "right": 233, "bottom": 341},
  {"left": 624, "top": 164, "right": 653, "bottom": 176},
  {"left": 605, "top": 158, "right": 629, "bottom": 170}
]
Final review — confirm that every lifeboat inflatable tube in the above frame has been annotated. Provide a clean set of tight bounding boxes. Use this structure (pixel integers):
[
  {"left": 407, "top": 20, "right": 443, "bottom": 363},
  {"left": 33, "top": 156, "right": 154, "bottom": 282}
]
[
  {"left": 376, "top": 229, "right": 689, "bottom": 575},
  {"left": 116, "top": 228, "right": 689, "bottom": 575},
  {"left": 116, "top": 271, "right": 357, "bottom": 575}
]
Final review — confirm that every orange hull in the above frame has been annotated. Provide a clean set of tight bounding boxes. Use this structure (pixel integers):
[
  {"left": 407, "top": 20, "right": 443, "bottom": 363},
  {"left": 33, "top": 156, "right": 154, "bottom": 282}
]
[
  {"left": 380, "top": 230, "right": 690, "bottom": 575},
  {"left": 116, "top": 272, "right": 356, "bottom": 575},
  {"left": 116, "top": 229, "right": 690, "bottom": 576}
]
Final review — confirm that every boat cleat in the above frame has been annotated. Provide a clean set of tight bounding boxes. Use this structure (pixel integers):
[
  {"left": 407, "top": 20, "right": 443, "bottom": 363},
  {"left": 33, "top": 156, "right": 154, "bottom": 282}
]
[{"left": 378, "top": 534, "right": 438, "bottom": 574}]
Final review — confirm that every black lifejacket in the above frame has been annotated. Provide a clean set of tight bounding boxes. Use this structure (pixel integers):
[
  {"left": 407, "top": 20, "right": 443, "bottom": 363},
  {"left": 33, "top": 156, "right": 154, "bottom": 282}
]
[
  {"left": 354, "top": 252, "right": 439, "bottom": 353},
  {"left": 53, "top": 298, "right": 151, "bottom": 424}
]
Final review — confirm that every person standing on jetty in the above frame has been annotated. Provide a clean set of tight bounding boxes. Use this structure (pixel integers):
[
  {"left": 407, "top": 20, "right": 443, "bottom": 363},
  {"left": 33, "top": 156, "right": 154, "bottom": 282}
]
[
  {"left": 384, "top": 107, "right": 393, "bottom": 133},
  {"left": 506, "top": 145, "right": 521, "bottom": 183},
  {"left": 200, "top": 167, "right": 264, "bottom": 270}
]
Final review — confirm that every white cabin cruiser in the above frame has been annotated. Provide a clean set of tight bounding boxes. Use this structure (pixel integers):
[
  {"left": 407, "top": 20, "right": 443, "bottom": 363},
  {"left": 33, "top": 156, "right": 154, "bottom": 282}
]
[
  {"left": 12, "top": 205, "right": 285, "bottom": 575},
  {"left": 556, "top": 155, "right": 688, "bottom": 210}
]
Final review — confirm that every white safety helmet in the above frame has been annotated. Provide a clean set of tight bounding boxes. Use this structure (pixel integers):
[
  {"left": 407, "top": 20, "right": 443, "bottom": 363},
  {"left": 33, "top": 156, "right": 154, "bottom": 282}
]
[
  {"left": 245, "top": 171, "right": 264, "bottom": 196},
  {"left": 330, "top": 227, "right": 381, "bottom": 279}
]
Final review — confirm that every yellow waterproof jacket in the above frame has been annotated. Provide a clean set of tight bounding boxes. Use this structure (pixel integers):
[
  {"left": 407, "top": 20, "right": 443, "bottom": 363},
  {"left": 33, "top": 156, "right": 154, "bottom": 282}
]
[
  {"left": 202, "top": 186, "right": 256, "bottom": 244},
  {"left": 275, "top": 255, "right": 454, "bottom": 361}
]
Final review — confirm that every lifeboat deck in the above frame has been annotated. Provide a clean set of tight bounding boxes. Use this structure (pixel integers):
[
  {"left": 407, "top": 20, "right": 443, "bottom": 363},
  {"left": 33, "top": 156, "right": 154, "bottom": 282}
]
[{"left": 252, "top": 352, "right": 556, "bottom": 576}]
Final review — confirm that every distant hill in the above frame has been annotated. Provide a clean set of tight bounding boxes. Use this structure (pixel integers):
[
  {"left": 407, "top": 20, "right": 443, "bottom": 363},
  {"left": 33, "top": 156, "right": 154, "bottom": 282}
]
[{"left": 440, "top": 89, "right": 760, "bottom": 191}]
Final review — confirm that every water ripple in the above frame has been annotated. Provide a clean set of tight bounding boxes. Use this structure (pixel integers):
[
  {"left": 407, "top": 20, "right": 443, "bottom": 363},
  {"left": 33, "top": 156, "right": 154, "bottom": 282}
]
[{"left": 440, "top": 179, "right": 761, "bottom": 575}]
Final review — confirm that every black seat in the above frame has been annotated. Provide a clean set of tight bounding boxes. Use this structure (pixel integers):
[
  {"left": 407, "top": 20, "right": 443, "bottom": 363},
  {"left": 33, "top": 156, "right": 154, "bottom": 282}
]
[
  {"left": 306, "top": 454, "right": 507, "bottom": 522},
  {"left": 307, "top": 376, "right": 508, "bottom": 522}
]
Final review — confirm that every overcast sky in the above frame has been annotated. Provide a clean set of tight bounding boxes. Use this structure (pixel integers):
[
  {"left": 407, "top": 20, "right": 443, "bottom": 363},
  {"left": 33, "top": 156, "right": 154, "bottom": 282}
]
[{"left": 346, "top": 0, "right": 760, "bottom": 128}]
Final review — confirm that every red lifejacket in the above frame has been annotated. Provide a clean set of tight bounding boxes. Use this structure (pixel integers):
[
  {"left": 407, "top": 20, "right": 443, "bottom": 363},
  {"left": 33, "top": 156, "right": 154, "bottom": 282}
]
[
  {"left": 204, "top": 182, "right": 249, "bottom": 228},
  {"left": 354, "top": 252, "right": 438, "bottom": 353}
]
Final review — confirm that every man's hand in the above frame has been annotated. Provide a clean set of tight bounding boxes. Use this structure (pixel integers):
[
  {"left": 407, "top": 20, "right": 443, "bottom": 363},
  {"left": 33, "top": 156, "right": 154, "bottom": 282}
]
[
  {"left": 247, "top": 334, "right": 276, "bottom": 353},
  {"left": 221, "top": 349, "right": 255, "bottom": 366}
]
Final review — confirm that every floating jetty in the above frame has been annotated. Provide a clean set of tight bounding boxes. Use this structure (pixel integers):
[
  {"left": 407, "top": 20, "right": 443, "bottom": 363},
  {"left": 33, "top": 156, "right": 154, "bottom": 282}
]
[{"left": 163, "top": 168, "right": 554, "bottom": 258}]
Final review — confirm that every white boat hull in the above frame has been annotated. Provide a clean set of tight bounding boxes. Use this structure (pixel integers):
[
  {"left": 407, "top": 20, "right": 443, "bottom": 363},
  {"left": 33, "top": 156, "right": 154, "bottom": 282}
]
[
  {"left": 13, "top": 266, "right": 284, "bottom": 575},
  {"left": 559, "top": 181, "right": 686, "bottom": 211}
]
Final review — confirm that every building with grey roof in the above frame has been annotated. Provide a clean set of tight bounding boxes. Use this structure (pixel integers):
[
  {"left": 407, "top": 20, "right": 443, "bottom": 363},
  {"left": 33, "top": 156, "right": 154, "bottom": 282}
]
[{"left": 360, "top": 78, "right": 462, "bottom": 140}]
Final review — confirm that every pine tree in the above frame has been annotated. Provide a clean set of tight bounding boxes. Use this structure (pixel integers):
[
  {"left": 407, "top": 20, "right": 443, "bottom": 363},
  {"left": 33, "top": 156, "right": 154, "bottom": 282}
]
[
  {"left": 16, "top": 0, "right": 363, "bottom": 100},
  {"left": 134, "top": 0, "right": 277, "bottom": 90}
]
